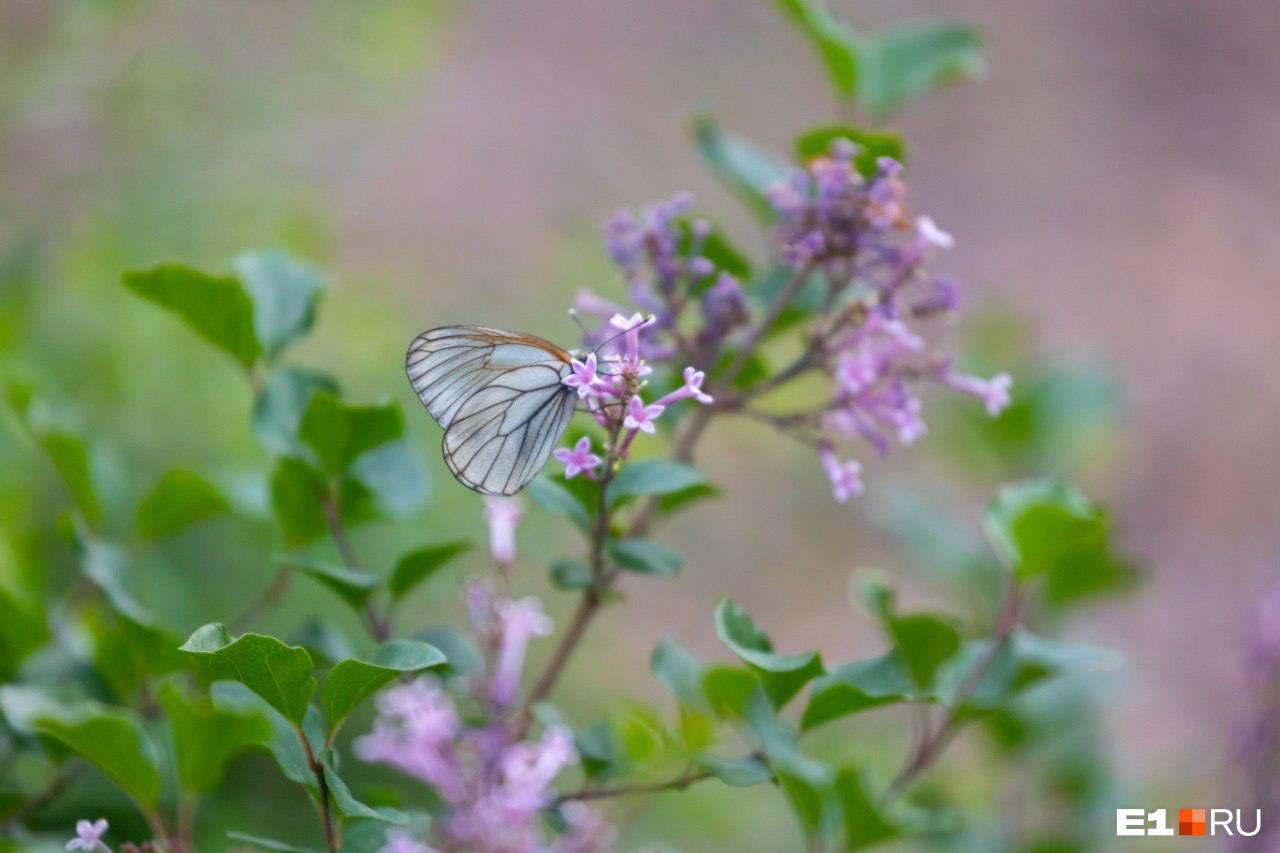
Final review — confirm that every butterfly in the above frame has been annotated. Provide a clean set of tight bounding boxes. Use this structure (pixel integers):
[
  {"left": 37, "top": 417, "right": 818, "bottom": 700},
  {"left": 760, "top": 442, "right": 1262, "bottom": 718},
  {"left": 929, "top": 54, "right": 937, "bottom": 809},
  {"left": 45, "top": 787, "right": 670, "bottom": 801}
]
[{"left": 405, "top": 326, "right": 581, "bottom": 496}]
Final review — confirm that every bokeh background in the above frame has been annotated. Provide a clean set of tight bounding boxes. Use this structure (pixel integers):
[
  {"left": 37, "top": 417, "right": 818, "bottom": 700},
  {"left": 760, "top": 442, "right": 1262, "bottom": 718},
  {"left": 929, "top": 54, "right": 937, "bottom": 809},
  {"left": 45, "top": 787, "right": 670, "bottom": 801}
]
[{"left": 2, "top": 0, "right": 1278, "bottom": 849}]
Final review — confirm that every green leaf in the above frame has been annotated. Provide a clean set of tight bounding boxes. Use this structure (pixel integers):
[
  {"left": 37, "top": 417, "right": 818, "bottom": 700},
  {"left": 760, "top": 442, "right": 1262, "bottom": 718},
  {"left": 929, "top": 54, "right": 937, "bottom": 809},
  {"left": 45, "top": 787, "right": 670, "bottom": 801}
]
[
  {"left": 697, "top": 753, "right": 772, "bottom": 787},
  {"left": 692, "top": 116, "right": 790, "bottom": 222},
  {"left": 889, "top": 613, "right": 961, "bottom": 692},
  {"left": 299, "top": 392, "right": 404, "bottom": 476},
  {"left": 715, "top": 599, "right": 823, "bottom": 707},
  {"left": 158, "top": 678, "right": 271, "bottom": 795},
  {"left": 287, "top": 558, "right": 381, "bottom": 609},
  {"left": 859, "top": 22, "right": 984, "bottom": 118},
  {"left": 526, "top": 475, "right": 591, "bottom": 532},
  {"left": 794, "top": 125, "right": 906, "bottom": 179},
  {"left": 78, "top": 533, "right": 156, "bottom": 626},
  {"left": 937, "top": 630, "right": 1117, "bottom": 715},
  {"left": 701, "top": 666, "right": 760, "bottom": 718},
  {"left": 983, "top": 479, "right": 1136, "bottom": 608},
  {"left": 0, "top": 550, "right": 47, "bottom": 680},
  {"left": 801, "top": 651, "right": 915, "bottom": 731},
  {"left": 234, "top": 248, "right": 328, "bottom": 360},
  {"left": 211, "top": 683, "right": 405, "bottom": 824},
  {"left": 549, "top": 559, "right": 592, "bottom": 590},
  {"left": 610, "top": 460, "right": 706, "bottom": 504},
  {"left": 180, "top": 624, "right": 316, "bottom": 724},
  {"left": 134, "top": 468, "right": 230, "bottom": 540},
  {"left": 269, "top": 456, "right": 328, "bottom": 545},
  {"left": 253, "top": 367, "right": 340, "bottom": 455},
  {"left": 350, "top": 439, "right": 429, "bottom": 518},
  {"left": 321, "top": 640, "right": 446, "bottom": 733},
  {"left": 650, "top": 637, "right": 706, "bottom": 709},
  {"left": 83, "top": 606, "right": 184, "bottom": 702},
  {"left": 0, "top": 687, "right": 162, "bottom": 808},
  {"left": 834, "top": 766, "right": 898, "bottom": 849},
  {"left": 39, "top": 431, "right": 103, "bottom": 528},
  {"left": 863, "top": 582, "right": 960, "bottom": 692},
  {"left": 775, "top": 0, "right": 860, "bottom": 98},
  {"left": 122, "top": 263, "right": 260, "bottom": 369},
  {"left": 656, "top": 482, "right": 721, "bottom": 515},
  {"left": 608, "top": 538, "right": 683, "bottom": 577},
  {"left": 389, "top": 542, "right": 469, "bottom": 602}
]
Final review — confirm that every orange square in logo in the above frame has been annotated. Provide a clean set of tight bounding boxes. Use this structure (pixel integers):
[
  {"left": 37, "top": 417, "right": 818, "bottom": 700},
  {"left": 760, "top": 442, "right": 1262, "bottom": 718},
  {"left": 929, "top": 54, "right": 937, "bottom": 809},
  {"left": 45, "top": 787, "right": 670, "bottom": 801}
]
[{"left": 1179, "top": 809, "right": 1206, "bottom": 836}]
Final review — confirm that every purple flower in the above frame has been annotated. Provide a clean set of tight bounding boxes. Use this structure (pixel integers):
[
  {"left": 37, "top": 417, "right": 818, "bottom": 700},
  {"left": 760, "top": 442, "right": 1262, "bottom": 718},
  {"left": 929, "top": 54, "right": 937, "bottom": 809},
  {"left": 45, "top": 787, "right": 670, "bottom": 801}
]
[
  {"left": 911, "top": 276, "right": 959, "bottom": 318},
  {"left": 657, "top": 367, "right": 715, "bottom": 408},
  {"left": 819, "top": 446, "right": 863, "bottom": 503},
  {"left": 937, "top": 366, "right": 1014, "bottom": 415},
  {"left": 483, "top": 496, "right": 524, "bottom": 567},
  {"left": 623, "top": 395, "right": 665, "bottom": 434},
  {"left": 563, "top": 353, "right": 603, "bottom": 400},
  {"left": 553, "top": 436, "right": 604, "bottom": 480},
  {"left": 66, "top": 819, "right": 109, "bottom": 852},
  {"left": 915, "top": 215, "right": 954, "bottom": 250},
  {"left": 491, "top": 596, "right": 553, "bottom": 708},
  {"left": 355, "top": 679, "right": 465, "bottom": 801}
]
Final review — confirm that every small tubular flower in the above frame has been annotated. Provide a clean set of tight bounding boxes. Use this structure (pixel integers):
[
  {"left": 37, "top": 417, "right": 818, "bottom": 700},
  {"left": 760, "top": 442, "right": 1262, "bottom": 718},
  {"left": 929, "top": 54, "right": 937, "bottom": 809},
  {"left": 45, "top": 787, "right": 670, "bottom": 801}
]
[
  {"left": 553, "top": 436, "right": 603, "bottom": 479},
  {"left": 66, "top": 819, "right": 109, "bottom": 852},
  {"left": 483, "top": 496, "right": 524, "bottom": 567}
]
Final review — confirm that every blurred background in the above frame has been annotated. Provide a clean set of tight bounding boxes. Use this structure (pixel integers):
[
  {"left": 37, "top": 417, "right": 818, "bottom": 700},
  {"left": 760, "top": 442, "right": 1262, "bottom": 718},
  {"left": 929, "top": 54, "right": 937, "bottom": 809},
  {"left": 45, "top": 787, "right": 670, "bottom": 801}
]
[{"left": 2, "top": 0, "right": 1278, "bottom": 849}]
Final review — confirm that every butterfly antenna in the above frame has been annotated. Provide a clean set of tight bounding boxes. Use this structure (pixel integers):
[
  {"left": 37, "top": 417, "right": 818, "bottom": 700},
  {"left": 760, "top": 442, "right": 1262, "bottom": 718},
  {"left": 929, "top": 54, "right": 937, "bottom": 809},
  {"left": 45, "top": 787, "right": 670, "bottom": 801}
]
[
  {"left": 590, "top": 314, "right": 656, "bottom": 357},
  {"left": 567, "top": 308, "right": 591, "bottom": 339}
]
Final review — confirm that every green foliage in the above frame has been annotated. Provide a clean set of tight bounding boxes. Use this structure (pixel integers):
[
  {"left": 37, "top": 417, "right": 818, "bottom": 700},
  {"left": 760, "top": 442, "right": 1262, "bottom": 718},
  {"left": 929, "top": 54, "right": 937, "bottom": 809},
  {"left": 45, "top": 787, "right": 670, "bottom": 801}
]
[
  {"left": 610, "top": 460, "right": 706, "bottom": 505},
  {"left": 320, "top": 640, "right": 446, "bottom": 733},
  {"left": 123, "top": 264, "right": 261, "bottom": 370},
  {"left": 858, "top": 22, "right": 984, "bottom": 118},
  {"left": 0, "top": 686, "right": 162, "bottom": 809},
  {"left": 864, "top": 580, "right": 961, "bottom": 692},
  {"left": 388, "top": 541, "right": 469, "bottom": 602},
  {"left": 715, "top": 599, "right": 824, "bottom": 708},
  {"left": 527, "top": 475, "right": 591, "bottom": 532},
  {"left": 253, "top": 366, "right": 341, "bottom": 455},
  {"left": 834, "top": 767, "right": 898, "bottom": 849},
  {"left": 696, "top": 753, "right": 772, "bottom": 787},
  {"left": 288, "top": 558, "right": 381, "bottom": 609},
  {"left": 701, "top": 666, "right": 761, "bottom": 719},
  {"left": 801, "top": 651, "right": 914, "bottom": 731},
  {"left": 298, "top": 391, "right": 404, "bottom": 477},
  {"left": 775, "top": 0, "right": 984, "bottom": 118},
  {"left": 675, "top": 218, "right": 752, "bottom": 281},
  {"left": 233, "top": 248, "right": 328, "bottom": 361},
  {"left": 692, "top": 116, "right": 789, "bottom": 222},
  {"left": 157, "top": 677, "right": 272, "bottom": 795},
  {"left": 180, "top": 624, "right": 316, "bottom": 724},
  {"left": 0, "top": 549, "right": 47, "bottom": 680},
  {"left": 134, "top": 468, "right": 230, "bottom": 540},
  {"left": 607, "top": 538, "right": 683, "bottom": 577},
  {"left": 775, "top": 0, "right": 860, "bottom": 97},
  {"left": 984, "top": 479, "right": 1136, "bottom": 608}
]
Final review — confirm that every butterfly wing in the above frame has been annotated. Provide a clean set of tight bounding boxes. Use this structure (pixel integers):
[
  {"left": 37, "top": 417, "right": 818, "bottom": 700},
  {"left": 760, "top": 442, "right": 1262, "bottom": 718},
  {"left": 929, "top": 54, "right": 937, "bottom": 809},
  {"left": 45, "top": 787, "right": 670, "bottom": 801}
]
[{"left": 405, "top": 326, "right": 577, "bottom": 496}]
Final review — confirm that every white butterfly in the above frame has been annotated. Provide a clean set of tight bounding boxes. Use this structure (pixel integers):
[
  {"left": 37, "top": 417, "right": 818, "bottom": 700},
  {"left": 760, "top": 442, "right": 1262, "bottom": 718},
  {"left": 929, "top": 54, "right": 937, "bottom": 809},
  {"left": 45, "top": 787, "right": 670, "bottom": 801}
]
[{"left": 405, "top": 326, "right": 580, "bottom": 496}]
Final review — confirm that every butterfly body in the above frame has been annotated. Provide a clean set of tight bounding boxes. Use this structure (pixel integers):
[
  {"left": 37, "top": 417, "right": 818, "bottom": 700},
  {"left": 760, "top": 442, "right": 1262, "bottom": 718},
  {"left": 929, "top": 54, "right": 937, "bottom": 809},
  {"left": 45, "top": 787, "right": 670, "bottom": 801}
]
[{"left": 406, "top": 326, "right": 578, "bottom": 496}]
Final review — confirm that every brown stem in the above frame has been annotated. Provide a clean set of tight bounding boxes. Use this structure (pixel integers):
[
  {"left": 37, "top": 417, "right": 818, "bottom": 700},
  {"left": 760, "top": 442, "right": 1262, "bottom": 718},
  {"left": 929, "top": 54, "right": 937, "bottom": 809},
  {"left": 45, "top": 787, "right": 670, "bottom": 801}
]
[
  {"left": 554, "top": 768, "right": 714, "bottom": 806},
  {"left": 885, "top": 583, "right": 1025, "bottom": 800},
  {"left": 320, "top": 487, "right": 390, "bottom": 642},
  {"left": 297, "top": 725, "right": 338, "bottom": 853},
  {"left": 175, "top": 796, "right": 196, "bottom": 852}
]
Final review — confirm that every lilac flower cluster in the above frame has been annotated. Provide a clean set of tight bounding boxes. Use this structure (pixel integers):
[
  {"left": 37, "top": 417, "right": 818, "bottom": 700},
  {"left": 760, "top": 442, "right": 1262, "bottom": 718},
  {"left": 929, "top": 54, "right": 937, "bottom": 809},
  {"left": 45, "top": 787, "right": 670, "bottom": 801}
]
[
  {"left": 557, "top": 140, "right": 1010, "bottom": 502},
  {"left": 357, "top": 508, "right": 613, "bottom": 852},
  {"left": 553, "top": 156, "right": 1013, "bottom": 507},
  {"left": 766, "top": 140, "right": 1011, "bottom": 500},
  {"left": 553, "top": 313, "right": 714, "bottom": 479}
]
